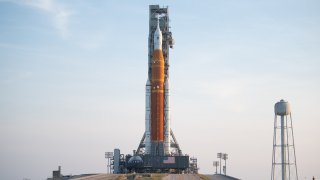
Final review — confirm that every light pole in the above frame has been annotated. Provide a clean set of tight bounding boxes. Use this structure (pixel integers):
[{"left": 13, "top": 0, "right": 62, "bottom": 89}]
[
  {"left": 222, "top": 153, "right": 228, "bottom": 175},
  {"left": 217, "top": 153, "right": 222, "bottom": 174},
  {"left": 105, "top": 152, "right": 113, "bottom": 174},
  {"left": 213, "top": 161, "right": 219, "bottom": 174}
]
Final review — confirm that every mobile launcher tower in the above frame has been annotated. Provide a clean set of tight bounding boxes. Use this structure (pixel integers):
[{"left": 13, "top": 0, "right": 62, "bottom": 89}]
[{"left": 112, "top": 5, "right": 190, "bottom": 173}]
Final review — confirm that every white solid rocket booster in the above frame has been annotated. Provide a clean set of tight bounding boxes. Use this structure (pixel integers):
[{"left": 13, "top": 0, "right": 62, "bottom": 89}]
[
  {"left": 145, "top": 79, "right": 151, "bottom": 154},
  {"left": 164, "top": 78, "right": 171, "bottom": 155}
]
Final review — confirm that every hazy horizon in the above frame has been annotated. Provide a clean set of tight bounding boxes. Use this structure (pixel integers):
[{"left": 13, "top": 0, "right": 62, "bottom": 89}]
[{"left": 1, "top": 0, "right": 320, "bottom": 179}]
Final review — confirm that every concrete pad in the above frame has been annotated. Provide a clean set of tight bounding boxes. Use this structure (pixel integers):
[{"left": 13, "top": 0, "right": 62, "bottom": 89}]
[
  {"left": 163, "top": 174, "right": 201, "bottom": 180},
  {"left": 71, "top": 173, "right": 124, "bottom": 180}
]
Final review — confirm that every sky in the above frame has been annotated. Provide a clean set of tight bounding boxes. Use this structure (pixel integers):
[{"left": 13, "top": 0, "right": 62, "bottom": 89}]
[{"left": 0, "top": 0, "right": 320, "bottom": 179}]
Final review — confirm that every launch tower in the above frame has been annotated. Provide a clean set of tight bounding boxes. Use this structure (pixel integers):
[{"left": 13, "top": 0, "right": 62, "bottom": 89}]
[
  {"left": 136, "top": 4, "right": 182, "bottom": 157},
  {"left": 110, "top": 5, "right": 190, "bottom": 174}
]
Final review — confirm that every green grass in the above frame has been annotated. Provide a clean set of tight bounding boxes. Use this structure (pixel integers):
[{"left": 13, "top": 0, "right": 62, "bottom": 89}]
[{"left": 198, "top": 174, "right": 211, "bottom": 180}]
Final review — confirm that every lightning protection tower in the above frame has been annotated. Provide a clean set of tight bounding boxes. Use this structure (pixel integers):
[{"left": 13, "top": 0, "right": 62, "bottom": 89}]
[{"left": 271, "top": 99, "right": 298, "bottom": 180}]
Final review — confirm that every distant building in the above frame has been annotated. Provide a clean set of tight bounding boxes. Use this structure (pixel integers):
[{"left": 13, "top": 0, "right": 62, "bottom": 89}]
[{"left": 46, "top": 166, "right": 72, "bottom": 180}]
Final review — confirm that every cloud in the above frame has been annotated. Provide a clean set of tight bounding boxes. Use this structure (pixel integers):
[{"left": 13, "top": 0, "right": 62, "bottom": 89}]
[{"left": 7, "top": 0, "right": 72, "bottom": 38}]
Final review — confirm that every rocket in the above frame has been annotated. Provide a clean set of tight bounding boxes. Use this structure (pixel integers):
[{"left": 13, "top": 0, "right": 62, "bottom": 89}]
[{"left": 145, "top": 16, "right": 171, "bottom": 156}]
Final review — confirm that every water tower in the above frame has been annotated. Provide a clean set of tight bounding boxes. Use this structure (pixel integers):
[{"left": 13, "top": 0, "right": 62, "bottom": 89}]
[{"left": 271, "top": 99, "right": 298, "bottom": 180}]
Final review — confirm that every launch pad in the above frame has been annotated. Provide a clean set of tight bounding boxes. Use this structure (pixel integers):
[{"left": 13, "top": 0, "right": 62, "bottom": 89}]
[
  {"left": 110, "top": 149, "right": 189, "bottom": 174},
  {"left": 126, "top": 155, "right": 189, "bottom": 173},
  {"left": 109, "top": 5, "right": 193, "bottom": 174}
]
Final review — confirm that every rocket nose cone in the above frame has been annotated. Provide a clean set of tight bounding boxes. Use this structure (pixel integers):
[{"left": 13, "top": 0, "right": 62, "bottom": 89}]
[{"left": 154, "top": 14, "right": 162, "bottom": 50}]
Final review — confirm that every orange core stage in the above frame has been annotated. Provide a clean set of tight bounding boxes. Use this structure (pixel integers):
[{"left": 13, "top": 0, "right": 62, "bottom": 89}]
[{"left": 151, "top": 49, "right": 165, "bottom": 141}]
